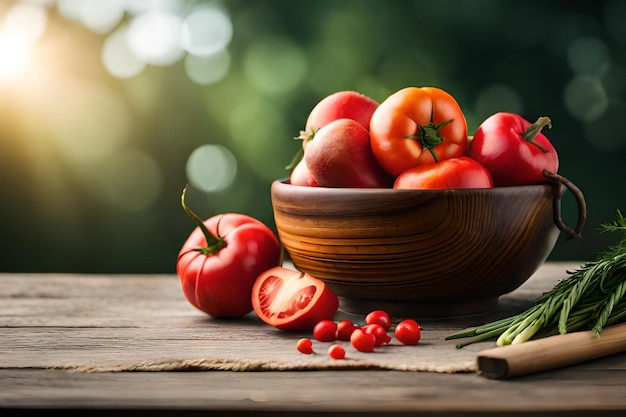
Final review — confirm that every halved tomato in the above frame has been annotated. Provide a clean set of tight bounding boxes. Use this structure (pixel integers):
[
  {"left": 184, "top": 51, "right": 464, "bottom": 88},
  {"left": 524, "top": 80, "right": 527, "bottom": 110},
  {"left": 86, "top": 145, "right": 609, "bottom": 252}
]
[{"left": 251, "top": 267, "right": 339, "bottom": 331}]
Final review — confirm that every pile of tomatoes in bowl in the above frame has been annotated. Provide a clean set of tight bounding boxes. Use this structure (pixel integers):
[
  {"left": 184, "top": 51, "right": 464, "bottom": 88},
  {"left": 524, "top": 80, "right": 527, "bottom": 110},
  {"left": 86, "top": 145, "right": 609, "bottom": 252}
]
[{"left": 289, "top": 87, "right": 560, "bottom": 191}]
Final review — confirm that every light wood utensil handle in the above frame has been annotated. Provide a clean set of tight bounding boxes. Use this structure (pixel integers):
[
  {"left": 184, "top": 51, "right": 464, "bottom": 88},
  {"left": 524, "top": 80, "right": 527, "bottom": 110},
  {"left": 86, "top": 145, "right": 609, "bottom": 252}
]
[{"left": 476, "top": 321, "right": 626, "bottom": 379}]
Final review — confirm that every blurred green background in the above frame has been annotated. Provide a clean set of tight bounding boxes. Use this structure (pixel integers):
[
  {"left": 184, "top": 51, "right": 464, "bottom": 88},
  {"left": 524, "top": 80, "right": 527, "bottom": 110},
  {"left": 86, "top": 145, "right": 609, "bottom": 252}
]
[{"left": 1, "top": 0, "right": 624, "bottom": 273}]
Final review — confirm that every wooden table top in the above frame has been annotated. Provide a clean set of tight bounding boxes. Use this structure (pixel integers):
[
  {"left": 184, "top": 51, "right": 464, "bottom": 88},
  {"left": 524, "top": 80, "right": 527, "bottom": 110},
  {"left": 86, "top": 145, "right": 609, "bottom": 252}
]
[{"left": 2, "top": 261, "right": 626, "bottom": 416}]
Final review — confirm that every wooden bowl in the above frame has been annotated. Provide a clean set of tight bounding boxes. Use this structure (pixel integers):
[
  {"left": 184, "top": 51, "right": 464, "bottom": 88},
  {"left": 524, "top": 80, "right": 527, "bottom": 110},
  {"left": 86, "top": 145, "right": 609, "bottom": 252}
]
[{"left": 271, "top": 180, "right": 567, "bottom": 318}]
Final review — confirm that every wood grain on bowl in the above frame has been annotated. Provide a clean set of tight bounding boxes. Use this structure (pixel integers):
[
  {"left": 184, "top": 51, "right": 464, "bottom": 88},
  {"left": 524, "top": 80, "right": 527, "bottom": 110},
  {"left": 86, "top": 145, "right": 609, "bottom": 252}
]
[{"left": 271, "top": 180, "right": 561, "bottom": 318}]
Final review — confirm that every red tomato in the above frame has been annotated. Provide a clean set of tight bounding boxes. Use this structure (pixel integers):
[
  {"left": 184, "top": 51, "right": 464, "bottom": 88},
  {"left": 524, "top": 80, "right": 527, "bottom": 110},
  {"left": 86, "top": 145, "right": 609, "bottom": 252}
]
[
  {"left": 313, "top": 319, "right": 338, "bottom": 342},
  {"left": 394, "top": 157, "right": 493, "bottom": 190},
  {"left": 469, "top": 112, "right": 559, "bottom": 186},
  {"left": 394, "top": 319, "right": 421, "bottom": 345},
  {"left": 304, "top": 118, "right": 394, "bottom": 188},
  {"left": 365, "top": 310, "right": 392, "bottom": 331},
  {"left": 299, "top": 90, "right": 379, "bottom": 147},
  {"left": 362, "top": 323, "right": 391, "bottom": 347},
  {"left": 350, "top": 328, "right": 377, "bottom": 352},
  {"left": 370, "top": 86, "right": 469, "bottom": 176},
  {"left": 328, "top": 344, "right": 346, "bottom": 360},
  {"left": 177, "top": 188, "right": 281, "bottom": 318},
  {"left": 296, "top": 338, "right": 314, "bottom": 354},
  {"left": 336, "top": 320, "right": 358, "bottom": 341},
  {"left": 289, "top": 159, "right": 318, "bottom": 187},
  {"left": 251, "top": 267, "right": 339, "bottom": 331}
]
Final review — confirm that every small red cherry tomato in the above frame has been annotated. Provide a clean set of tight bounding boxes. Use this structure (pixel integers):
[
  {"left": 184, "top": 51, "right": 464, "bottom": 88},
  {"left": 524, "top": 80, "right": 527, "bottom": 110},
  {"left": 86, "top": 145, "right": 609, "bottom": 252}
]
[
  {"left": 177, "top": 188, "right": 281, "bottom": 318},
  {"left": 394, "top": 156, "right": 493, "bottom": 190},
  {"left": 394, "top": 319, "right": 421, "bottom": 345},
  {"left": 362, "top": 323, "right": 391, "bottom": 347},
  {"left": 350, "top": 328, "right": 377, "bottom": 352},
  {"left": 313, "top": 319, "right": 338, "bottom": 342},
  {"left": 296, "top": 338, "right": 314, "bottom": 354},
  {"left": 365, "top": 310, "right": 392, "bottom": 331},
  {"left": 469, "top": 112, "right": 559, "bottom": 186},
  {"left": 328, "top": 344, "right": 346, "bottom": 360},
  {"left": 336, "top": 320, "right": 359, "bottom": 341},
  {"left": 251, "top": 267, "right": 339, "bottom": 331}
]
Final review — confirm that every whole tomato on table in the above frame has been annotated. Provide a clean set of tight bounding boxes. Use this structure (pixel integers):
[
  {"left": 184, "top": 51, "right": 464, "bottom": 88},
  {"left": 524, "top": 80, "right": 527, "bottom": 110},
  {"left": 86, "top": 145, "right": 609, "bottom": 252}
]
[
  {"left": 251, "top": 267, "right": 339, "bottom": 331},
  {"left": 370, "top": 86, "right": 469, "bottom": 176},
  {"left": 176, "top": 188, "right": 281, "bottom": 318},
  {"left": 469, "top": 112, "right": 558, "bottom": 186}
]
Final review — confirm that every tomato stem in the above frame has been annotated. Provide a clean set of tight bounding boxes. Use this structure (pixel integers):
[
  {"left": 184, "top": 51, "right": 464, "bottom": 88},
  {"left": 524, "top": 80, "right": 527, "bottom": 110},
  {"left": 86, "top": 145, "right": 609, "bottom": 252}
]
[
  {"left": 407, "top": 119, "right": 453, "bottom": 162},
  {"left": 521, "top": 116, "right": 552, "bottom": 153},
  {"left": 285, "top": 127, "right": 317, "bottom": 170},
  {"left": 180, "top": 186, "right": 226, "bottom": 255}
]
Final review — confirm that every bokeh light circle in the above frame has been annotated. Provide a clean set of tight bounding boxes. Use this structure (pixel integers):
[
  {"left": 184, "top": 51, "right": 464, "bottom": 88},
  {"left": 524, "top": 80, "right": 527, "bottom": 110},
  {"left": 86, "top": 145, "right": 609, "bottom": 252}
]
[
  {"left": 102, "top": 28, "right": 146, "bottom": 79},
  {"left": 184, "top": 49, "right": 230, "bottom": 86},
  {"left": 126, "top": 11, "right": 184, "bottom": 66},
  {"left": 242, "top": 37, "right": 307, "bottom": 94},
  {"left": 567, "top": 37, "right": 610, "bottom": 76},
  {"left": 474, "top": 84, "right": 523, "bottom": 119},
  {"left": 181, "top": 6, "right": 233, "bottom": 57},
  {"left": 186, "top": 144, "right": 238, "bottom": 192},
  {"left": 563, "top": 75, "right": 608, "bottom": 122}
]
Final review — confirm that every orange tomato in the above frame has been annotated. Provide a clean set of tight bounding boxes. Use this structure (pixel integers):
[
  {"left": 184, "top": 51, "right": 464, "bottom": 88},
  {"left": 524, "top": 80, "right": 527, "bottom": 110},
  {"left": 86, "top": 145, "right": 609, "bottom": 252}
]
[{"left": 369, "top": 87, "right": 469, "bottom": 176}]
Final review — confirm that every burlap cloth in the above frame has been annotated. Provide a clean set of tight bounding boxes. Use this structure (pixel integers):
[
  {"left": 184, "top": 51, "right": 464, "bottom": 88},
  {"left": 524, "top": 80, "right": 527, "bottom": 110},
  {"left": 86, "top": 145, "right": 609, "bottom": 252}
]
[{"left": 50, "top": 320, "right": 499, "bottom": 374}]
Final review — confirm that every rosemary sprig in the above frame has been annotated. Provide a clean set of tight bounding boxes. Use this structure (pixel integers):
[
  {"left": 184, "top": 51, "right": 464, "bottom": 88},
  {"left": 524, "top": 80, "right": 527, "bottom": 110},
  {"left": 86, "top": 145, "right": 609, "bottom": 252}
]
[{"left": 447, "top": 209, "right": 626, "bottom": 348}]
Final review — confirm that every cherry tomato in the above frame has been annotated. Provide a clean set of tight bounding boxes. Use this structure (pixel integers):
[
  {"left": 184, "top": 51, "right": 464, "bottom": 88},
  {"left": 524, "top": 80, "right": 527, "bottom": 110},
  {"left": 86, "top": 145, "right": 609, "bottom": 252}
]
[
  {"left": 362, "top": 323, "right": 391, "bottom": 347},
  {"left": 394, "top": 156, "right": 493, "bottom": 190},
  {"left": 313, "top": 319, "right": 338, "bottom": 342},
  {"left": 336, "top": 320, "right": 359, "bottom": 341},
  {"left": 350, "top": 328, "right": 377, "bottom": 352},
  {"left": 296, "top": 338, "right": 314, "bottom": 354},
  {"left": 469, "top": 112, "right": 559, "bottom": 186},
  {"left": 177, "top": 188, "right": 281, "bottom": 318},
  {"left": 251, "top": 267, "right": 339, "bottom": 331},
  {"left": 365, "top": 310, "right": 392, "bottom": 331},
  {"left": 328, "top": 344, "right": 346, "bottom": 360},
  {"left": 370, "top": 86, "right": 469, "bottom": 176},
  {"left": 394, "top": 319, "right": 421, "bottom": 345}
]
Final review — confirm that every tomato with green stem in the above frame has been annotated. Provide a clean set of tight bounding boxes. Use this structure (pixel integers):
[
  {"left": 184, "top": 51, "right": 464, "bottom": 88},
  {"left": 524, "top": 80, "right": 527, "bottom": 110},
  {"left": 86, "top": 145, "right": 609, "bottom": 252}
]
[
  {"left": 176, "top": 187, "right": 281, "bottom": 318},
  {"left": 370, "top": 86, "right": 469, "bottom": 176},
  {"left": 469, "top": 112, "right": 559, "bottom": 186}
]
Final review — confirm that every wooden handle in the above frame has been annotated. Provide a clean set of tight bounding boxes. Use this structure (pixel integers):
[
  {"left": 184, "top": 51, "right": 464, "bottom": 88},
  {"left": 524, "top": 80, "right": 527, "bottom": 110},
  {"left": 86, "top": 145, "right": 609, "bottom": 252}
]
[{"left": 476, "top": 322, "right": 626, "bottom": 379}]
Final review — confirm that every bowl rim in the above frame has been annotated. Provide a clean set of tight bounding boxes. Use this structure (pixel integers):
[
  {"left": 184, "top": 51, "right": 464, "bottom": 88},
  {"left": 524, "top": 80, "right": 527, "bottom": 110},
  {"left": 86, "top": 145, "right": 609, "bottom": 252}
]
[{"left": 272, "top": 178, "right": 554, "bottom": 195}]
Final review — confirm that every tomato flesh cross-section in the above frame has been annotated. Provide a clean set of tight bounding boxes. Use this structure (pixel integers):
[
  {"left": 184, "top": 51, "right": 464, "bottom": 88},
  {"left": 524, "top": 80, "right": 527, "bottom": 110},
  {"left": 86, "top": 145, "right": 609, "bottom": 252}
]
[{"left": 252, "top": 267, "right": 339, "bottom": 331}]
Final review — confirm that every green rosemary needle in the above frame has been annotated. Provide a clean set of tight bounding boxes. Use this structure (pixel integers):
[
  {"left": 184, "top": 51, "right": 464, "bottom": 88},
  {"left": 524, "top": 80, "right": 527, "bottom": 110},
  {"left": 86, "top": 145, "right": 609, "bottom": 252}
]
[{"left": 447, "top": 209, "right": 626, "bottom": 349}]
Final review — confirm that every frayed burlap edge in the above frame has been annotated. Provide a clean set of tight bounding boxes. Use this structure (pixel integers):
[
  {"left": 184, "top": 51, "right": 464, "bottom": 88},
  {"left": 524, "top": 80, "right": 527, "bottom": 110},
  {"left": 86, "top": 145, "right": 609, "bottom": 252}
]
[{"left": 48, "top": 357, "right": 476, "bottom": 374}]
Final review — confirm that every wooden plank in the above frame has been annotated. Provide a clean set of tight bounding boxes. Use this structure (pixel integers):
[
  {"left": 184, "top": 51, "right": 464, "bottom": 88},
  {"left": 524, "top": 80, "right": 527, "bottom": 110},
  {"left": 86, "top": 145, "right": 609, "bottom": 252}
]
[
  {"left": 1, "top": 364, "right": 626, "bottom": 415},
  {"left": 2, "top": 262, "right": 626, "bottom": 416}
]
